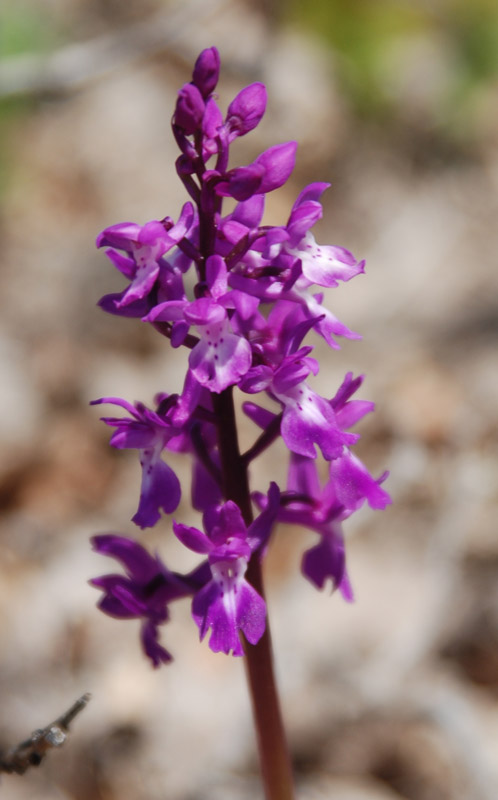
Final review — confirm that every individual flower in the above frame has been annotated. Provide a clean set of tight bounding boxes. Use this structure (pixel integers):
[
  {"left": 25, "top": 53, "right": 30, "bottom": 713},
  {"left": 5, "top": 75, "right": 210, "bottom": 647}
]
[
  {"left": 146, "top": 255, "right": 252, "bottom": 393},
  {"left": 226, "top": 183, "right": 364, "bottom": 348},
  {"left": 96, "top": 203, "right": 194, "bottom": 311},
  {"left": 329, "top": 447, "right": 391, "bottom": 512},
  {"left": 271, "top": 350, "right": 358, "bottom": 460},
  {"left": 240, "top": 305, "right": 359, "bottom": 460},
  {"left": 264, "top": 182, "right": 365, "bottom": 288},
  {"left": 173, "top": 484, "right": 280, "bottom": 655},
  {"left": 91, "top": 397, "right": 182, "bottom": 528},
  {"left": 250, "top": 374, "right": 390, "bottom": 596},
  {"left": 215, "top": 142, "right": 298, "bottom": 201},
  {"left": 253, "top": 456, "right": 350, "bottom": 599},
  {"left": 90, "top": 534, "right": 199, "bottom": 666}
]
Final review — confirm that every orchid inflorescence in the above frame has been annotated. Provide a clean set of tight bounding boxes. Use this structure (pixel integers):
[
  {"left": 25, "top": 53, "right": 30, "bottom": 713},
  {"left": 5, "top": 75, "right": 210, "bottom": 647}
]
[{"left": 90, "top": 47, "right": 391, "bottom": 668}]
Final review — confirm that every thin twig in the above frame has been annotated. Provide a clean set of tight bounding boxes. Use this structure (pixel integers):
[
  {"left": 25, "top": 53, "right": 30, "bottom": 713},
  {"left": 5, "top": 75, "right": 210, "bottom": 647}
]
[{"left": 0, "top": 693, "right": 91, "bottom": 775}]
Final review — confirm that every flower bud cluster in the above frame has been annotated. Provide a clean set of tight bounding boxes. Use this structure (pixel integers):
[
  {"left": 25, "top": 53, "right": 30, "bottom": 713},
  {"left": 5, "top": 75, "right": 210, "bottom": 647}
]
[{"left": 91, "top": 48, "right": 391, "bottom": 665}]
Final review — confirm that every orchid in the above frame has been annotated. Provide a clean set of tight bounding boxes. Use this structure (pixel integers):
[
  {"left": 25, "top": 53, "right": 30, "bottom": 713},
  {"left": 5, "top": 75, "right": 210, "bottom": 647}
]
[
  {"left": 90, "top": 534, "right": 197, "bottom": 666},
  {"left": 90, "top": 47, "right": 390, "bottom": 800}
]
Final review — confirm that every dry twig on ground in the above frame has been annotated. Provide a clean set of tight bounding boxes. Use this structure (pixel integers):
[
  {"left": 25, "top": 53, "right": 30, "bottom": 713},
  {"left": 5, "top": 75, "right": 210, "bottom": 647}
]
[{"left": 0, "top": 693, "right": 90, "bottom": 775}]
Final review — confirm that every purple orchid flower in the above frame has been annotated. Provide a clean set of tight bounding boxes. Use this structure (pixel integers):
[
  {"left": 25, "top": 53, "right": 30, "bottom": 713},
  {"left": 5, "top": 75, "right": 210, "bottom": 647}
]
[
  {"left": 283, "top": 449, "right": 389, "bottom": 595},
  {"left": 96, "top": 203, "right": 194, "bottom": 312},
  {"left": 145, "top": 255, "right": 253, "bottom": 393},
  {"left": 240, "top": 304, "right": 359, "bottom": 460},
  {"left": 90, "top": 534, "right": 203, "bottom": 666},
  {"left": 91, "top": 397, "right": 182, "bottom": 528},
  {"left": 278, "top": 455, "right": 353, "bottom": 598},
  {"left": 91, "top": 47, "right": 392, "bottom": 687},
  {"left": 173, "top": 484, "right": 280, "bottom": 655},
  {"left": 215, "top": 142, "right": 298, "bottom": 202},
  {"left": 270, "top": 348, "right": 358, "bottom": 460},
  {"left": 264, "top": 183, "right": 365, "bottom": 288}
]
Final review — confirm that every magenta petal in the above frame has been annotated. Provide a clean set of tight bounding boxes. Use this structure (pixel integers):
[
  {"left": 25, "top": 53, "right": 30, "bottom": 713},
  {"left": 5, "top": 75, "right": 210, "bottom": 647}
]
[
  {"left": 107, "top": 424, "right": 157, "bottom": 450},
  {"left": 230, "top": 194, "right": 265, "bottom": 228},
  {"left": 133, "top": 459, "right": 181, "bottom": 529},
  {"left": 330, "top": 372, "right": 364, "bottom": 409},
  {"left": 98, "top": 291, "right": 150, "bottom": 318},
  {"left": 205, "top": 254, "right": 227, "bottom": 299},
  {"left": 220, "top": 289, "right": 259, "bottom": 320},
  {"left": 92, "top": 575, "right": 142, "bottom": 618},
  {"left": 236, "top": 581, "right": 266, "bottom": 644},
  {"left": 203, "top": 97, "right": 223, "bottom": 138},
  {"left": 216, "top": 164, "right": 265, "bottom": 201},
  {"left": 192, "top": 578, "right": 265, "bottom": 656},
  {"left": 97, "top": 592, "right": 137, "bottom": 619},
  {"left": 307, "top": 299, "right": 361, "bottom": 348},
  {"left": 141, "top": 619, "right": 173, "bottom": 667},
  {"left": 184, "top": 297, "right": 225, "bottom": 326},
  {"left": 192, "top": 582, "right": 236, "bottom": 651},
  {"left": 205, "top": 501, "right": 245, "bottom": 541},
  {"left": 138, "top": 220, "right": 169, "bottom": 247},
  {"left": 280, "top": 390, "right": 358, "bottom": 461},
  {"left": 292, "top": 182, "right": 330, "bottom": 208},
  {"left": 111, "top": 580, "right": 152, "bottom": 616},
  {"left": 91, "top": 396, "right": 141, "bottom": 417},
  {"left": 173, "top": 522, "right": 212, "bottom": 554},
  {"left": 339, "top": 570, "right": 354, "bottom": 603},
  {"left": 105, "top": 248, "right": 136, "bottom": 278},
  {"left": 239, "top": 365, "right": 273, "bottom": 394},
  {"left": 300, "top": 238, "right": 366, "bottom": 288},
  {"left": 287, "top": 201, "right": 323, "bottom": 241},
  {"left": 330, "top": 450, "right": 391, "bottom": 511},
  {"left": 302, "top": 533, "right": 346, "bottom": 591},
  {"left": 146, "top": 299, "right": 188, "bottom": 323},
  {"left": 188, "top": 328, "right": 251, "bottom": 393},
  {"left": 91, "top": 534, "right": 157, "bottom": 582},
  {"left": 170, "top": 320, "right": 190, "bottom": 347},
  {"left": 166, "top": 201, "right": 195, "bottom": 243},
  {"left": 96, "top": 222, "right": 141, "bottom": 249},
  {"left": 116, "top": 260, "right": 160, "bottom": 307},
  {"left": 335, "top": 399, "right": 375, "bottom": 429},
  {"left": 286, "top": 453, "right": 321, "bottom": 497}
]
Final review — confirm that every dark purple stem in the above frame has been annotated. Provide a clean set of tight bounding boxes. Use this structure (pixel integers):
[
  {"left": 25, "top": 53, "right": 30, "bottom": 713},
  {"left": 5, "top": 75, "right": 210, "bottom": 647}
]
[
  {"left": 212, "top": 388, "right": 295, "bottom": 800},
  {"left": 242, "top": 412, "right": 283, "bottom": 465}
]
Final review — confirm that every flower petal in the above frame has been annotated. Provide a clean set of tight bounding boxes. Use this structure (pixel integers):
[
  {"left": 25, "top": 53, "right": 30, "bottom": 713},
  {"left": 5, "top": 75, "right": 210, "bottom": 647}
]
[{"left": 133, "top": 458, "right": 181, "bottom": 529}]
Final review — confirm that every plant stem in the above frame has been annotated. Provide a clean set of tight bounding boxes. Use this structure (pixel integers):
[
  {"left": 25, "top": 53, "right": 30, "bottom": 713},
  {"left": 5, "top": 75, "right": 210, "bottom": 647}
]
[
  {"left": 213, "top": 389, "right": 295, "bottom": 800},
  {"left": 244, "top": 558, "right": 296, "bottom": 800}
]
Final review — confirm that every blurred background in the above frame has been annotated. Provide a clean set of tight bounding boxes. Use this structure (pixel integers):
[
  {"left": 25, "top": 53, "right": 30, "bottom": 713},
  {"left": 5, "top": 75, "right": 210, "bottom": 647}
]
[{"left": 1, "top": 0, "right": 497, "bottom": 798}]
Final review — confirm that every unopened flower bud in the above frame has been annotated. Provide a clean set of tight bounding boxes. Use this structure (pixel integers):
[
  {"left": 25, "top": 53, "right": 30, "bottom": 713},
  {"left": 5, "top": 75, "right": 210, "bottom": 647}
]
[
  {"left": 174, "top": 84, "right": 205, "bottom": 135},
  {"left": 192, "top": 46, "right": 220, "bottom": 98},
  {"left": 226, "top": 83, "right": 267, "bottom": 138}
]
